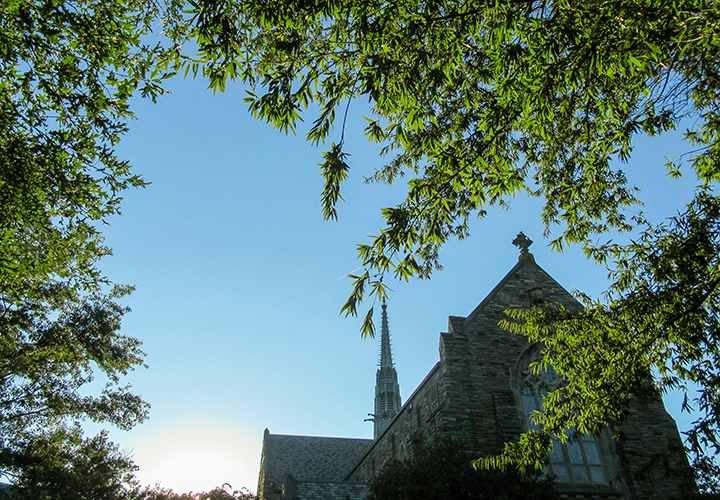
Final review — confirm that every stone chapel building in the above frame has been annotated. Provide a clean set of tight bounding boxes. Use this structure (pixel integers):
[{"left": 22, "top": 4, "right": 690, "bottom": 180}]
[{"left": 257, "top": 235, "right": 692, "bottom": 500}]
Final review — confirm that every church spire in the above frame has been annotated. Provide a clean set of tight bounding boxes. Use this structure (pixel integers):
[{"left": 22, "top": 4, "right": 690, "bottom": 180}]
[
  {"left": 379, "top": 299, "right": 393, "bottom": 369},
  {"left": 373, "top": 300, "right": 401, "bottom": 439}
]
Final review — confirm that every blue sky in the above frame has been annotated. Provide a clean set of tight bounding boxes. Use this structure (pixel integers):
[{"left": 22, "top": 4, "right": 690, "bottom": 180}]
[{"left": 96, "top": 72, "right": 701, "bottom": 493}]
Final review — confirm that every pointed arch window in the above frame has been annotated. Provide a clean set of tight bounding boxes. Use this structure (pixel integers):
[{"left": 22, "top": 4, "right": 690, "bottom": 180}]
[{"left": 519, "top": 347, "right": 606, "bottom": 484}]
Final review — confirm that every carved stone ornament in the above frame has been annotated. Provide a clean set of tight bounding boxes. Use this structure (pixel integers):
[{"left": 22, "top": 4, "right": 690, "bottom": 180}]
[
  {"left": 529, "top": 287, "right": 544, "bottom": 305},
  {"left": 512, "top": 232, "right": 533, "bottom": 254}
]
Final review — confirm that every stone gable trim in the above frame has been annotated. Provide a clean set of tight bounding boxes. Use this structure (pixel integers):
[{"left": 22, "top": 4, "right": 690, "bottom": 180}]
[
  {"left": 463, "top": 256, "right": 582, "bottom": 334},
  {"left": 462, "top": 258, "right": 526, "bottom": 329}
]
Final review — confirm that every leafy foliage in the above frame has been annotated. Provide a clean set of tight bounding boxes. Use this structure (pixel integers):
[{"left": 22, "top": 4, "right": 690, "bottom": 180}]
[
  {"left": 3, "top": 428, "right": 139, "bottom": 500},
  {"left": 691, "top": 454, "right": 720, "bottom": 497},
  {"left": 0, "top": 0, "right": 173, "bottom": 495},
  {"left": 369, "top": 439, "right": 557, "bottom": 500},
  {"left": 166, "top": 0, "right": 720, "bottom": 486},
  {"left": 167, "top": 0, "right": 719, "bottom": 328}
]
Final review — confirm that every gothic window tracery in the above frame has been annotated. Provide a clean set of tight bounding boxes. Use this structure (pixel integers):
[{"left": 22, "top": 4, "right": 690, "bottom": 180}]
[{"left": 518, "top": 345, "right": 606, "bottom": 484}]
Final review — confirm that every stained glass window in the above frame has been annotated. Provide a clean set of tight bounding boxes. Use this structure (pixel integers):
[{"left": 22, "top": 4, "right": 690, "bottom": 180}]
[{"left": 520, "top": 349, "right": 606, "bottom": 484}]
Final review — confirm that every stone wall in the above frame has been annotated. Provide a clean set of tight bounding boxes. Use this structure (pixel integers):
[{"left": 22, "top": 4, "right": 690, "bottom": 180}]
[
  {"left": 438, "top": 256, "right": 582, "bottom": 454},
  {"left": 611, "top": 402, "right": 695, "bottom": 499},
  {"left": 348, "top": 361, "right": 449, "bottom": 481},
  {"left": 348, "top": 255, "right": 694, "bottom": 499}
]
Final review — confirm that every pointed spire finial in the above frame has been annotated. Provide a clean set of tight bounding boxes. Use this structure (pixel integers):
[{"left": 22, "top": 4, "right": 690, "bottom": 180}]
[
  {"left": 379, "top": 299, "right": 393, "bottom": 368},
  {"left": 373, "top": 301, "right": 401, "bottom": 438}
]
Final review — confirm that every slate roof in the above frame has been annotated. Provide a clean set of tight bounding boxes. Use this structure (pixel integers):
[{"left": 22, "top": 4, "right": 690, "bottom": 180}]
[{"left": 262, "top": 433, "right": 373, "bottom": 482}]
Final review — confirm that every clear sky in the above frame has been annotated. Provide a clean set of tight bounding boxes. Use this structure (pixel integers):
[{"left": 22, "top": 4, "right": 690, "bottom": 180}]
[{"left": 94, "top": 72, "right": 701, "bottom": 494}]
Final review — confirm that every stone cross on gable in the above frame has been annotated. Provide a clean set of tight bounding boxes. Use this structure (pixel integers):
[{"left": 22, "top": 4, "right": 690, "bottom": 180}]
[{"left": 512, "top": 232, "right": 533, "bottom": 254}]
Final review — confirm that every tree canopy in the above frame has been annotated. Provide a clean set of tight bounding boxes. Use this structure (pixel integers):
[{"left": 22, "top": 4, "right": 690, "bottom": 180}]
[
  {"left": 165, "top": 0, "right": 720, "bottom": 489},
  {"left": 0, "top": 0, "right": 172, "bottom": 494}
]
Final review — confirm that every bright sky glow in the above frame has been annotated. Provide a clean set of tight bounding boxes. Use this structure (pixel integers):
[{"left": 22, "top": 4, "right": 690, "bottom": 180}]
[
  {"left": 98, "top": 73, "right": 701, "bottom": 494},
  {"left": 130, "top": 424, "right": 259, "bottom": 493}
]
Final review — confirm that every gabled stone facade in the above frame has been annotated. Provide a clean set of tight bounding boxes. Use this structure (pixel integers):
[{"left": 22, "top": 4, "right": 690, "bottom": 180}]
[{"left": 258, "top": 240, "right": 693, "bottom": 500}]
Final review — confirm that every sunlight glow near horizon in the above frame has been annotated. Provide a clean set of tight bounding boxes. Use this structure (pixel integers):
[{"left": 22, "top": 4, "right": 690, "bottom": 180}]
[{"left": 131, "top": 425, "right": 259, "bottom": 495}]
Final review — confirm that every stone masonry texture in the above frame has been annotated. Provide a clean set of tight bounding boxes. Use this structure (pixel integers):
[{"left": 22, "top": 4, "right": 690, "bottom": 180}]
[{"left": 259, "top": 252, "right": 694, "bottom": 500}]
